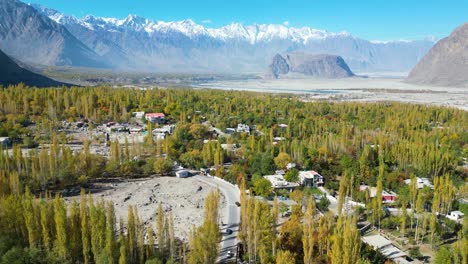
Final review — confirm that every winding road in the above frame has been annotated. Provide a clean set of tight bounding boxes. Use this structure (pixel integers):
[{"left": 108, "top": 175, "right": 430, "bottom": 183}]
[{"left": 193, "top": 175, "right": 241, "bottom": 263}]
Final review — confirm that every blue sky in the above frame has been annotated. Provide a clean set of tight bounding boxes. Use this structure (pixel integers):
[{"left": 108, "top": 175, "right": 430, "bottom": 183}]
[{"left": 30, "top": 0, "right": 467, "bottom": 41}]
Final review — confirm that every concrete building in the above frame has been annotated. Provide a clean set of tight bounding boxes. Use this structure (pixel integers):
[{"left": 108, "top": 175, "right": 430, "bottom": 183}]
[
  {"left": 132, "top": 112, "right": 145, "bottom": 119},
  {"left": 362, "top": 235, "right": 412, "bottom": 264},
  {"left": 236, "top": 124, "right": 250, "bottom": 134},
  {"left": 145, "top": 113, "right": 166, "bottom": 124},
  {"left": 175, "top": 170, "right": 190, "bottom": 178},
  {"left": 403, "top": 177, "right": 433, "bottom": 189},
  {"left": 299, "top": 171, "right": 325, "bottom": 187},
  {"left": 264, "top": 175, "right": 300, "bottom": 189},
  {"left": 447, "top": 210, "right": 465, "bottom": 221}
]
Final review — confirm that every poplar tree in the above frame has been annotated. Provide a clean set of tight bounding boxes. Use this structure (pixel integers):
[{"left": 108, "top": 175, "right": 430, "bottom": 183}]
[
  {"left": 106, "top": 202, "right": 117, "bottom": 264},
  {"left": 400, "top": 197, "right": 407, "bottom": 236},
  {"left": 157, "top": 202, "right": 166, "bottom": 257},
  {"left": 80, "top": 190, "right": 91, "bottom": 264},
  {"left": 54, "top": 195, "right": 69, "bottom": 259},
  {"left": 303, "top": 197, "right": 316, "bottom": 264},
  {"left": 70, "top": 201, "right": 82, "bottom": 262},
  {"left": 147, "top": 224, "right": 155, "bottom": 259},
  {"left": 24, "top": 189, "right": 39, "bottom": 249},
  {"left": 128, "top": 205, "right": 137, "bottom": 262}
]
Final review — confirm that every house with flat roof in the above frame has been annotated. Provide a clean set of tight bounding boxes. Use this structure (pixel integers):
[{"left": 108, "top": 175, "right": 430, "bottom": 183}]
[
  {"left": 447, "top": 210, "right": 465, "bottom": 222},
  {"left": 264, "top": 175, "right": 300, "bottom": 189},
  {"left": 299, "top": 171, "right": 324, "bottom": 187},
  {"left": 362, "top": 235, "right": 412, "bottom": 264},
  {"left": 403, "top": 177, "right": 433, "bottom": 189},
  {"left": 132, "top": 112, "right": 145, "bottom": 119},
  {"left": 236, "top": 124, "right": 250, "bottom": 134}
]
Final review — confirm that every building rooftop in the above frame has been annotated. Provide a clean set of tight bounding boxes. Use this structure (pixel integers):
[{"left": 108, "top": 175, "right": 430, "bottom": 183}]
[{"left": 362, "top": 235, "right": 408, "bottom": 261}]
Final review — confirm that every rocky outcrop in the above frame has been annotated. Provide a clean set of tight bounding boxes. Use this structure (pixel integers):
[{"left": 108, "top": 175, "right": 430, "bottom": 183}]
[
  {"left": 0, "top": 48, "right": 67, "bottom": 87},
  {"left": 407, "top": 23, "right": 468, "bottom": 87},
  {"left": 269, "top": 53, "right": 355, "bottom": 78},
  {"left": 0, "top": 0, "right": 107, "bottom": 68}
]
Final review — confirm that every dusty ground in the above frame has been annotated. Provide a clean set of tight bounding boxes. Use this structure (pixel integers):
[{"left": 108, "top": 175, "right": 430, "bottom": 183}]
[
  {"left": 66, "top": 176, "right": 226, "bottom": 241},
  {"left": 195, "top": 77, "right": 468, "bottom": 110}
]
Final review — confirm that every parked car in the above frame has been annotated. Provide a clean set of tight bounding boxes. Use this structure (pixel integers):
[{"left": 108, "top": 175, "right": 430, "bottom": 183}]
[
  {"left": 235, "top": 201, "right": 241, "bottom": 207},
  {"left": 226, "top": 228, "right": 233, "bottom": 235},
  {"left": 226, "top": 251, "right": 234, "bottom": 258}
]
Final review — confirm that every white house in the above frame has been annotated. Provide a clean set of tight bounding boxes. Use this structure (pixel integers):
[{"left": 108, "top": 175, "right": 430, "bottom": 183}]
[
  {"left": 447, "top": 211, "right": 465, "bottom": 221},
  {"left": 132, "top": 112, "right": 145, "bottom": 119},
  {"left": 299, "top": 171, "right": 324, "bottom": 187},
  {"left": 403, "top": 177, "right": 434, "bottom": 189},
  {"left": 264, "top": 175, "right": 299, "bottom": 189},
  {"left": 175, "top": 170, "right": 190, "bottom": 178},
  {"left": 236, "top": 124, "right": 250, "bottom": 134}
]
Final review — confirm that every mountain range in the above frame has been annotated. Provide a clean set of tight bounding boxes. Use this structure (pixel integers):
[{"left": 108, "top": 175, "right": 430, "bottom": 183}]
[
  {"left": 0, "top": 48, "right": 67, "bottom": 87},
  {"left": 0, "top": 0, "right": 435, "bottom": 74},
  {"left": 407, "top": 23, "right": 468, "bottom": 87}
]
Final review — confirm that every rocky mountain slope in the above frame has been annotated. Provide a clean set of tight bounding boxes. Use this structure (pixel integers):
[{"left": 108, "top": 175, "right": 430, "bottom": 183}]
[
  {"left": 270, "top": 53, "right": 355, "bottom": 78},
  {"left": 0, "top": 48, "right": 67, "bottom": 87},
  {"left": 29, "top": 3, "right": 434, "bottom": 73},
  {"left": 0, "top": 0, "right": 106, "bottom": 68},
  {"left": 407, "top": 23, "right": 468, "bottom": 87}
]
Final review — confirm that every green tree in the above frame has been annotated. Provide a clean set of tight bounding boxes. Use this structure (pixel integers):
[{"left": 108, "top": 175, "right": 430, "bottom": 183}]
[
  {"left": 274, "top": 152, "right": 292, "bottom": 170},
  {"left": 253, "top": 177, "right": 273, "bottom": 197},
  {"left": 153, "top": 158, "right": 173, "bottom": 175},
  {"left": 284, "top": 169, "right": 299, "bottom": 183}
]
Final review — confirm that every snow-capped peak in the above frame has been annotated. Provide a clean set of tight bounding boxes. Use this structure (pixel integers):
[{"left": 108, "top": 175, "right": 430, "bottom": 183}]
[{"left": 31, "top": 5, "right": 425, "bottom": 45}]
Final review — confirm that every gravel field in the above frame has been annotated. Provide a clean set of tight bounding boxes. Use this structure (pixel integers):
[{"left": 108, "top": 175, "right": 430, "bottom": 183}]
[{"left": 67, "top": 176, "right": 226, "bottom": 241}]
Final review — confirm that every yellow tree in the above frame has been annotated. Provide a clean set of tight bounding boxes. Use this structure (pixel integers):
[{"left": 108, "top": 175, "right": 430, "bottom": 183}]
[
  {"left": 276, "top": 250, "right": 296, "bottom": 264},
  {"left": 303, "top": 197, "right": 316, "bottom": 264}
]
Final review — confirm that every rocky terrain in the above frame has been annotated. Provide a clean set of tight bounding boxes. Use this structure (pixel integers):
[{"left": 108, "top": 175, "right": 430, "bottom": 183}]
[
  {"left": 0, "top": 0, "right": 106, "bottom": 68},
  {"left": 67, "top": 176, "right": 226, "bottom": 240},
  {"left": 0, "top": 48, "right": 67, "bottom": 87},
  {"left": 270, "top": 53, "right": 355, "bottom": 78},
  {"left": 407, "top": 23, "right": 468, "bottom": 87}
]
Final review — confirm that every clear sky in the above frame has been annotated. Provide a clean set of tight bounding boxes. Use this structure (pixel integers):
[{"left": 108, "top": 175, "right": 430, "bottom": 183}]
[{"left": 30, "top": 0, "right": 467, "bottom": 41}]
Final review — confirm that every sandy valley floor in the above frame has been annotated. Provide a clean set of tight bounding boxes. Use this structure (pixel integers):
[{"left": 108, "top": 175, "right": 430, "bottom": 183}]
[{"left": 195, "top": 77, "right": 468, "bottom": 110}]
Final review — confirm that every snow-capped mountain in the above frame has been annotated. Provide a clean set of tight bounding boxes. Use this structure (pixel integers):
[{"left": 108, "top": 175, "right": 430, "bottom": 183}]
[{"left": 22, "top": 2, "right": 435, "bottom": 73}]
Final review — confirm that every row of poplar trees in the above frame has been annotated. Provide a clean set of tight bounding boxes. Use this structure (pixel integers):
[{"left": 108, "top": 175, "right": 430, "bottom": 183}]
[{"left": 237, "top": 174, "right": 366, "bottom": 264}]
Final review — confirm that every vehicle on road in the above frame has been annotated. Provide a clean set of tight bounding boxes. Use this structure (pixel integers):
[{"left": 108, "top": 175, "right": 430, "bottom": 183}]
[
  {"left": 226, "top": 228, "right": 233, "bottom": 235},
  {"left": 226, "top": 251, "right": 234, "bottom": 258}
]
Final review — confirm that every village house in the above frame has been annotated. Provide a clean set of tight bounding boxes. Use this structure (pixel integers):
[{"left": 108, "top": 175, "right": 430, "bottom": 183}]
[
  {"left": 264, "top": 170, "right": 324, "bottom": 190},
  {"left": 299, "top": 170, "right": 325, "bottom": 187},
  {"left": 359, "top": 185, "right": 398, "bottom": 203},
  {"left": 403, "top": 177, "right": 434, "bottom": 189},
  {"left": 145, "top": 113, "right": 166, "bottom": 124},
  {"left": 132, "top": 111, "right": 145, "bottom": 119},
  {"left": 264, "top": 174, "right": 300, "bottom": 189},
  {"left": 236, "top": 123, "right": 250, "bottom": 134},
  {"left": 447, "top": 210, "right": 465, "bottom": 222},
  {"left": 175, "top": 170, "right": 190, "bottom": 178}
]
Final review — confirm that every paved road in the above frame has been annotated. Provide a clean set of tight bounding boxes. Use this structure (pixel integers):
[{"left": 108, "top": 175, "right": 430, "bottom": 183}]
[{"left": 193, "top": 175, "right": 240, "bottom": 263}]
